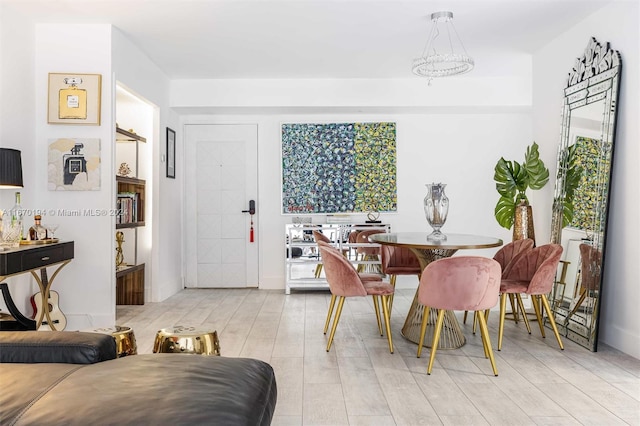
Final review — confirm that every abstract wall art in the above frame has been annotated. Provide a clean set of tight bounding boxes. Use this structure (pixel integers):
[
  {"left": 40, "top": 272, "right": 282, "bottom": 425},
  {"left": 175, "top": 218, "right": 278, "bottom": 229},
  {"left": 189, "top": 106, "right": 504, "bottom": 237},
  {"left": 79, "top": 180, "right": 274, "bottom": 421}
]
[{"left": 281, "top": 122, "right": 397, "bottom": 214}]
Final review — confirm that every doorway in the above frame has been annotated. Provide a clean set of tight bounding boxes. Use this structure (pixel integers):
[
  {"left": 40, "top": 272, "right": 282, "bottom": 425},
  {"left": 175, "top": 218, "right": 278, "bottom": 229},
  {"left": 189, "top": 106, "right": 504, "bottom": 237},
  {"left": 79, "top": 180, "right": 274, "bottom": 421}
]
[{"left": 184, "top": 124, "right": 258, "bottom": 288}]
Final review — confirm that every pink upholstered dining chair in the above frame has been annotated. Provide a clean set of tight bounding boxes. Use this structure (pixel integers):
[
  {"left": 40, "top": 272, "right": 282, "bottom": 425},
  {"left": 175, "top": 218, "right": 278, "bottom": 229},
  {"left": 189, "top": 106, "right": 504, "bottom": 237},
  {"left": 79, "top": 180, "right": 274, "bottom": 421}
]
[
  {"left": 416, "top": 256, "right": 502, "bottom": 376},
  {"left": 314, "top": 234, "right": 382, "bottom": 335},
  {"left": 380, "top": 245, "right": 422, "bottom": 313},
  {"left": 318, "top": 243, "right": 395, "bottom": 354},
  {"left": 355, "top": 229, "right": 385, "bottom": 272},
  {"left": 312, "top": 230, "right": 333, "bottom": 278},
  {"left": 497, "top": 244, "right": 564, "bottom": 351},
  {"left": 463, "top": 238, "right": 535, "bottom": 329}
]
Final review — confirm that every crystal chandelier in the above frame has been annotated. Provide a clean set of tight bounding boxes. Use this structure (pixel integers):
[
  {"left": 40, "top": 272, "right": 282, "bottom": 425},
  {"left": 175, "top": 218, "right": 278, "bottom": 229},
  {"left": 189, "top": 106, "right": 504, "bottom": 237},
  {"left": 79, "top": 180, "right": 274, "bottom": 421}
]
[{"left": 412, "top": 11, "right": 474, "bottom": 80}]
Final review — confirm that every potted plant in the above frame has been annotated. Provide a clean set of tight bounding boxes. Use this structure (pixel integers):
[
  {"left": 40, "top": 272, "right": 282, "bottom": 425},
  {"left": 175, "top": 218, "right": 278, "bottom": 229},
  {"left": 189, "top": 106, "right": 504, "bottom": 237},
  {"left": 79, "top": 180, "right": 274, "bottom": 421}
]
[{"left": 494, "top": 142, "right": 549, "bottom": 232}]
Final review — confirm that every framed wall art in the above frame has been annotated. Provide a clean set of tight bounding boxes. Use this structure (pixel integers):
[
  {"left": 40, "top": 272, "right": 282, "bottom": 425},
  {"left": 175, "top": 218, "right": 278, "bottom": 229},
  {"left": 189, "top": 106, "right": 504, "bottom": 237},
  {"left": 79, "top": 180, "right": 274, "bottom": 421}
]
[
  {"left": 47, "top": 138, "right": 101, "bottom": 190},
  {"left": 166, "top": 127, "right": 176, "bottom": 178},
  {"left": 47, "top": 73, "right": 102, "bottom": 125},
  {"left": 281, "top": 122, "right": 397, "bottom": 214}
]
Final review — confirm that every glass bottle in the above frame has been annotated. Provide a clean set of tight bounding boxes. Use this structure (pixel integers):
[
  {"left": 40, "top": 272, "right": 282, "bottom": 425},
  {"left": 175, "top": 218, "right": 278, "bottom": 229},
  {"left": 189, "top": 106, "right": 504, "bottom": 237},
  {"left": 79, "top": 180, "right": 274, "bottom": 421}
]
[
  {"left": 29, "top": 215, "right": 47, "bottom": 241},
  {"left": 9, "top": 192, "right": 24, "bottom": 240}
]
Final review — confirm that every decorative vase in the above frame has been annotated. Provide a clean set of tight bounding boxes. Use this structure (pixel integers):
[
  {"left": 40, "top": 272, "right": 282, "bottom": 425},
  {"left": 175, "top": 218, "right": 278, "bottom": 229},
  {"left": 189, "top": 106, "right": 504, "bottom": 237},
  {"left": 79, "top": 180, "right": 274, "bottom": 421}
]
[
  {"left": 512, "top": 201, "right": 536, "bottom": 244},
  {"left": 424, "top": 183, "right": 449, "bottom": 240}
]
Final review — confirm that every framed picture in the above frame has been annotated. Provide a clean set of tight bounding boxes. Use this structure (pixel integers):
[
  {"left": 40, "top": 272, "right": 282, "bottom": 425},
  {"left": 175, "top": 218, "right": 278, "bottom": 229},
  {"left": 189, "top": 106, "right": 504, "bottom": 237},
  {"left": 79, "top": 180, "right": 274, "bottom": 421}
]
[
  {"left": 47, "top": 138, "right": 101, "bottom": 190},
  {"left": 48, "top": 73, "right": 102, "bottom": 125},
  {"left": 166, "top": 127, "right": 176, "bottom": 178}
]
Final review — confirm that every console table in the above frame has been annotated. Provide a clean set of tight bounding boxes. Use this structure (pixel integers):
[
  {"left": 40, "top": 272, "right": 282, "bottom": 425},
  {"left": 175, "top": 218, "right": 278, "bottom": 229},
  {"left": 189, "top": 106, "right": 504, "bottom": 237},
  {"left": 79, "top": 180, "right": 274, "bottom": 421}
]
[
  {"left": 0, "top": 241, "right": 74, "bottom": 330},
  {"left": 285, "top": 223, "right": 390, "bottom": 294}
]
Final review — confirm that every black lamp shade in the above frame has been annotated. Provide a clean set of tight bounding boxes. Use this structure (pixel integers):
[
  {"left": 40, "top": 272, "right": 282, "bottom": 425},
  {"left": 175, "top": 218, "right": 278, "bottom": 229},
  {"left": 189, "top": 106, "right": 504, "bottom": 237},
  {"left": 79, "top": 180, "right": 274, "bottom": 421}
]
[{"left": 0, "top": 148, "right": 24, "bottom": 188}]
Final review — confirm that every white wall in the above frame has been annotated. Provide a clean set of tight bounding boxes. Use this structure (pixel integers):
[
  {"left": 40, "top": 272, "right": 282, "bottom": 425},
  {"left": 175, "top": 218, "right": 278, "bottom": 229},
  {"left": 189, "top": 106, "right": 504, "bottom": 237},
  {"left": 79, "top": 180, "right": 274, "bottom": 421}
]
[
  {"left": 0, "top": 19, "right": 182, "bottom": 326},
  {"left": 0, "top": 4, "right": 37, "bottom": 310},
  {"left": 112, "top": 29, "right": 181, "bottom": 303},
  {"left": 33, "top": 24, "right": 114, "bottom": 329},
  {"left": 533, "top": 1, "right": 640, "bottom": 357},
  {"left": 181, "top": 107, "right": 533, "bottom": 290}
]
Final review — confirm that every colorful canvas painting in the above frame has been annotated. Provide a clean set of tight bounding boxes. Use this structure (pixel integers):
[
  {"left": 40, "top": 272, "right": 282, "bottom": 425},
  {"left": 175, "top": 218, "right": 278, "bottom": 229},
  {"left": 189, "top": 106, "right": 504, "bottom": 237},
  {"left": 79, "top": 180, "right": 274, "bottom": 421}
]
[
  {"left": 569, "top": 135, "right": 610, "bottom": 231},
  {"left": 48, "top": 138, "right": 101, "bottom": 191},
  {"left": 281, "top": 122, "right": 397, "bottom": 214}
]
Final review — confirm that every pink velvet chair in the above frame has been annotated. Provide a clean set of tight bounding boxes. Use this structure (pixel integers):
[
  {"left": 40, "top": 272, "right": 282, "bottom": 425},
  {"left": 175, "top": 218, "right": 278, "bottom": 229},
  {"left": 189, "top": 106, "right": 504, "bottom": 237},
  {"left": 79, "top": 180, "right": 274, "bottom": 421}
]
[
  {"left": 463, "top": 238, "right": 535, "bottom": 328},
  {"left": 314, "top": 234, "right": 382, "bottom": 335},
  {"left": 318, "top": 243, "right": 395, "bottom": 354},
  {"left": 416, "top": 256, "right": 502, "bottom": 376},
  {"left": 497, "top": 244, "right": 564, "bottom": 351},
  {"left": 380, "top": 245, "right": 422, "bottom": 313},
  {"left": 312, "top": 230, "right": 333, "bottom": 278},
  {"left": 355, "top": 229, "right": 385, "bottom": 272}
]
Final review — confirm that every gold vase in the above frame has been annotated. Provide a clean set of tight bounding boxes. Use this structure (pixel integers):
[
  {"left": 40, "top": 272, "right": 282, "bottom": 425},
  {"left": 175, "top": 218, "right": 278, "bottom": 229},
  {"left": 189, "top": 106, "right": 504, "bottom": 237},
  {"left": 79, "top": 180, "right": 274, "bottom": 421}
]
[{"left": 513, "top": 202, "right": 535, "bottom": 244}]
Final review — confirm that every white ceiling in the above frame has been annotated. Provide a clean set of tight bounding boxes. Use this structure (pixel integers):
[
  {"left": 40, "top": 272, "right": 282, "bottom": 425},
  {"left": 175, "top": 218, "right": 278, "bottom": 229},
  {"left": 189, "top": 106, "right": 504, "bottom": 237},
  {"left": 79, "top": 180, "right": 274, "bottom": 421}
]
[{"left": 3, "top": 0, "right": 613, "bottom": 79}]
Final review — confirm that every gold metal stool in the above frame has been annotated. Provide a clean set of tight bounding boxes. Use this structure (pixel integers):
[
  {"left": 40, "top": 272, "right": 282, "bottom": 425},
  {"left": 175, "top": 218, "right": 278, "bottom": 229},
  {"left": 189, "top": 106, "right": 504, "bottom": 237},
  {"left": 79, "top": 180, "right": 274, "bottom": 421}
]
[
  {"left": 91, "top": 325, "right": 137, "bottom": 357},
  {"left": 153, "top": 325, "right": 221, "bottom": 356}
]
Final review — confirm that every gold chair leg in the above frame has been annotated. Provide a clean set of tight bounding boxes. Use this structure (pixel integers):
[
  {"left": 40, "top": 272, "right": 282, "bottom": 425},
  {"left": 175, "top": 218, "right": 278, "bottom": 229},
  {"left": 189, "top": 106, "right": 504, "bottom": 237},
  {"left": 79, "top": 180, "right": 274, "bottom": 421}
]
[
  {"left": 477, "top": 310, "right": 498, "bottom": 376},
  {"left": 388, "top": 275, "right": 397, "bottom": 315},
  {"left": 417, "top": 306, "right": 430, "bottom": 358},
  {"left": 324, "top": 294, "right": 336, "bottom": 334},
  {"left": 372, "top": 295, "right": 383, "bottom": 336},
  {"left": 327, "top": 297, "right": 345, "bottom": 352},
  {"left": 515, "top": 294, "right": 532, "bottom": 334},
  {"left": 509, "top": 293, "right": 519, "bottom": 323},
  {"left": 540, "top": 294, "right": 564, "bottom": 350},
  {"left": 314, "top": 263, "right": 323, "bottom": 278},
  {"left": 529, "top": 294, "right": 545, "bottom": 337},
  {"left": 498, "top": 293, "right": 507, "bottom": 351},
  {"left": 381, "top": 295, "right": 394, "bottom": 354},
  {"left": 472, "top": 311, "right": 478, "bottom": 334},
  {"left": 463, "top": 310, "right": 469, "bottom": 324},
  {"left": 427, "top": 309, "right": 446, "bottom": 374}
]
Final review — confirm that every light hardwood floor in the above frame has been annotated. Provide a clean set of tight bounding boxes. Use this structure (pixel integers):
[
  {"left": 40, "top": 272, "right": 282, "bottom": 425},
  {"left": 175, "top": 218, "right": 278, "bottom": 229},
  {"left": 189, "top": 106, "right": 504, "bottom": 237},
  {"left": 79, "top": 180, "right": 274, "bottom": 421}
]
[{"left": 117, "top": 288, "right": 639, "bottom": 425}]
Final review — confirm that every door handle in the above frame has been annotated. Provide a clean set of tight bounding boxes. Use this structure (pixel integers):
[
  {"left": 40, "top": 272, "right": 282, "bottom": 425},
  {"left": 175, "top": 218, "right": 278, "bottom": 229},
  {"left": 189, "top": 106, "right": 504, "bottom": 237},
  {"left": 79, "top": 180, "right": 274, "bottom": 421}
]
[{"left": 241, "top": 200, "right": 256, "bottom": 215}]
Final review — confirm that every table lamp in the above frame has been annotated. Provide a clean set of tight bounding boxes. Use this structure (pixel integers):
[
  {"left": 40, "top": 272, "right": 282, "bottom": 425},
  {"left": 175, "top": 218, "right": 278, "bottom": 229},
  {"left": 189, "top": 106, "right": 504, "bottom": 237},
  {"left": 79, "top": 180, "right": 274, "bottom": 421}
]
[{"left": 0, "top": 148, "right": 23, "bottom": 188}]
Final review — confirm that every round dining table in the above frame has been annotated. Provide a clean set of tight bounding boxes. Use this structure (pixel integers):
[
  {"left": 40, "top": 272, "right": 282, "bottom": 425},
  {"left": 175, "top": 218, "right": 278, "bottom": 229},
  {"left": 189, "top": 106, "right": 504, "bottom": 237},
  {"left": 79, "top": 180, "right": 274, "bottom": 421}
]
[{"left": 369, "top": 232, "right": 503, "bottom": 349}]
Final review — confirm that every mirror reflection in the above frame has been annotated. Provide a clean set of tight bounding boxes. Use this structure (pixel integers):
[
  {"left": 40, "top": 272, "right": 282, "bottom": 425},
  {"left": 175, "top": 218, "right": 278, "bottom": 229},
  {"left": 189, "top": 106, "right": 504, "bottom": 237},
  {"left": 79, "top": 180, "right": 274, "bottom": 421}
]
[{"left": 548, "top": 37, "right": 621, "bottom": 351}]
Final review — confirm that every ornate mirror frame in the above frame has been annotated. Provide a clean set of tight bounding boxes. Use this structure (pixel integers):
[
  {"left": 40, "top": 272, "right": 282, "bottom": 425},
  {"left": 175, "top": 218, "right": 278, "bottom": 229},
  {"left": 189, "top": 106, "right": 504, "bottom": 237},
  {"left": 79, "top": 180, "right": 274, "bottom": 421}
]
[{"left": 548, "top": 37, "right": 621, "bottom": 351}]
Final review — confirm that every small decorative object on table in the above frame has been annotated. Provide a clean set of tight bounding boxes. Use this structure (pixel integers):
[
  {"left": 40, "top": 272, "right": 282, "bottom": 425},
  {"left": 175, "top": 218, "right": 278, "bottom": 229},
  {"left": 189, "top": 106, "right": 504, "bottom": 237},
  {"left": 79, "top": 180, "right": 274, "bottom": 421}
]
[
  {"left": 115, "top": 231, "right": 125, "bottom": 267},
  {"left": 424, "top": 183, "right": 449, "bottom": 240},
  {"left": 366, "top": 211, "right": 381, "bottom": 223},
  {"left": 117, "top": 162, "right": 131, "bottom": 177}
]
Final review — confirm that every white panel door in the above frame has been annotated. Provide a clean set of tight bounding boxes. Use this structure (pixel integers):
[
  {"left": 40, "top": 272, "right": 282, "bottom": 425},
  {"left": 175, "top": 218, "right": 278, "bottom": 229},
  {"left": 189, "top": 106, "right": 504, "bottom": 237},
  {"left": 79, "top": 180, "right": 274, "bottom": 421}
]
[{"left": 184, "top": 124, "right": 258, "bottom": 287}]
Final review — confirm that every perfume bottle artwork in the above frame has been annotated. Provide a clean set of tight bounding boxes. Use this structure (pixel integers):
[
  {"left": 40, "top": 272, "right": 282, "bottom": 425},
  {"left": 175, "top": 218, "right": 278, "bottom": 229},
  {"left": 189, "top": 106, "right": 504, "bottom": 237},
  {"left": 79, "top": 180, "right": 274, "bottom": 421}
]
[
  {"left": 58, "top": 76, "right": 87, "bottom": 120},
  {"left": 63, "top": 143, "right": 88, "bottom": 185}
]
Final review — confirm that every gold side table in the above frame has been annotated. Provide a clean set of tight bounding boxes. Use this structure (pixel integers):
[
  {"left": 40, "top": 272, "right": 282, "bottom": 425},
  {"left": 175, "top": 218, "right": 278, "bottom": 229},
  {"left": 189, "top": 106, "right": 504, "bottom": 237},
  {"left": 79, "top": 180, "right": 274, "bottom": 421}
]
[
  {"left": 91, "top": 325, "right": 137, "bottom": 357},
  {"left": 153, "top": 326, "right": 221, "bottom": 356}
]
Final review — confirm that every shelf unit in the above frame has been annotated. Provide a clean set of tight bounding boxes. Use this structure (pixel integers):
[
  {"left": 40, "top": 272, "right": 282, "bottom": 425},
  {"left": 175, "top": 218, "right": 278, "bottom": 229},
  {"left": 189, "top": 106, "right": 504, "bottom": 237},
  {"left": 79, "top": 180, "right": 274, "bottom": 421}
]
[
  {"left": 115, "top": 126, "right": 146, "bottom": 305},
  {"left": 285, "top": 223, "right": 391, "bottom": 294}
]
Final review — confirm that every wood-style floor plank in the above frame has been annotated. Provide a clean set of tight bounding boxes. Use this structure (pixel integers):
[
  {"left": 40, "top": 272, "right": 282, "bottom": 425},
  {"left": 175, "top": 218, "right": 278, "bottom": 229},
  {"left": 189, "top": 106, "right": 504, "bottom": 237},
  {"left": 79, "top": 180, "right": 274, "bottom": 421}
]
[{"left": 117, "top": 288, "right": 640, "bottom": 425}]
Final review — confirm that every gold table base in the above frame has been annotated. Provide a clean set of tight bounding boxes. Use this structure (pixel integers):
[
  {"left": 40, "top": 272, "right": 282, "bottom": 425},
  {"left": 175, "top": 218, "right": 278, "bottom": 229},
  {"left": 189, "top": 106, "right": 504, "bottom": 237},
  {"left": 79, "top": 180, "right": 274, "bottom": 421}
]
[{"left": 153, "top": 326, "right": 221, "bottom": 356}]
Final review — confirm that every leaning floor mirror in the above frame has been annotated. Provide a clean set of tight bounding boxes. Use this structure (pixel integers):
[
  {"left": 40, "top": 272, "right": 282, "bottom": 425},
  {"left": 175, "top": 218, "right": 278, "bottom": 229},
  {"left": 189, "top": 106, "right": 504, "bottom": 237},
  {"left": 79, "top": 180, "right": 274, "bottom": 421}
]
[{"left": 547, "top": 37, "right": 622, "bottom": 351}]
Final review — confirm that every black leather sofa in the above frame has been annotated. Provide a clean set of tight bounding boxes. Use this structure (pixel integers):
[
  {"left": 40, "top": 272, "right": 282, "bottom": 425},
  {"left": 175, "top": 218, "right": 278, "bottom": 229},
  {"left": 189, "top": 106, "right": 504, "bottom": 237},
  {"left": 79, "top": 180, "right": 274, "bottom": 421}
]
[{"left": 0, "top": 331, "right": 277, "bottom": 425}]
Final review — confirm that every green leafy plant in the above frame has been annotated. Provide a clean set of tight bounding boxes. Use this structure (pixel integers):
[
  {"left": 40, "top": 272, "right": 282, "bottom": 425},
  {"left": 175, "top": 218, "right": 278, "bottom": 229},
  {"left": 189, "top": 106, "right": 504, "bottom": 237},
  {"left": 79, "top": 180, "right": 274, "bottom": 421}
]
[{"left": 494, "top": 142, "right": 549, "bottom": 229}]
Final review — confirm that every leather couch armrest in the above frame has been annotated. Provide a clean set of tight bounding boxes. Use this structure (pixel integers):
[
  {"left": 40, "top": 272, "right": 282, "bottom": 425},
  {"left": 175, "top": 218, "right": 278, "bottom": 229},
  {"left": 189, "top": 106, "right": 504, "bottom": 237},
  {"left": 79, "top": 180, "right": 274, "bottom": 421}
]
[{"left": 0, "top": 331, "right": 117, "bottom": 364}]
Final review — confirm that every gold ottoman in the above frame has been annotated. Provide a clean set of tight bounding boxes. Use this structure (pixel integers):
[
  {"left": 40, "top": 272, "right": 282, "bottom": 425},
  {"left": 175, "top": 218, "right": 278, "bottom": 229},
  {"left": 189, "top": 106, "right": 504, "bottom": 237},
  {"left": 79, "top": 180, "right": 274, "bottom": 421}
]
[
  {"left": 91, "top": 325, "right": 137, "bottom": 357},
  {"left": 153, "top": 325, "right": 221, "bottom": 356}
]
